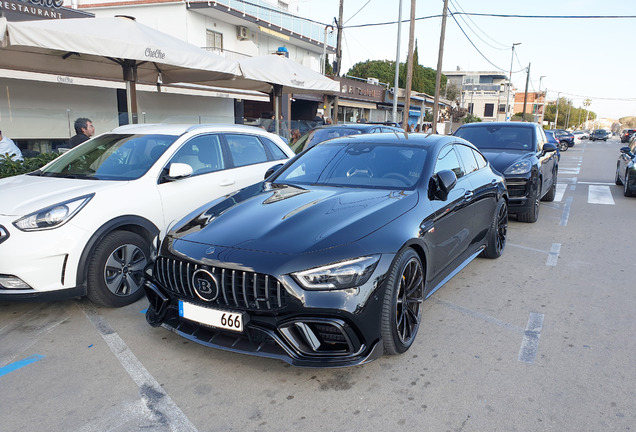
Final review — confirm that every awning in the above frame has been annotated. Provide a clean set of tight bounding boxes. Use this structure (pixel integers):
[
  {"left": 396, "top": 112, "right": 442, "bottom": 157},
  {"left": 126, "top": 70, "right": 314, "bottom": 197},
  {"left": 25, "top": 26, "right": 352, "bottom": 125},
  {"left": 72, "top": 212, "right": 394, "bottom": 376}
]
[{"left": 338, "top": 100, "right": 377, "bottom": 109}]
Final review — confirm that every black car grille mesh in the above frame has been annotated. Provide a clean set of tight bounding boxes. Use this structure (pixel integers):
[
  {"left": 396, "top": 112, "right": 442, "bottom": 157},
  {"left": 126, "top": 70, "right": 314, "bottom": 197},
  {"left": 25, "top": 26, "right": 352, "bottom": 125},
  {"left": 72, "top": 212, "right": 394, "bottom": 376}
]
[{"left": 153, "top": 256, "right": 287, "bottom": 311}]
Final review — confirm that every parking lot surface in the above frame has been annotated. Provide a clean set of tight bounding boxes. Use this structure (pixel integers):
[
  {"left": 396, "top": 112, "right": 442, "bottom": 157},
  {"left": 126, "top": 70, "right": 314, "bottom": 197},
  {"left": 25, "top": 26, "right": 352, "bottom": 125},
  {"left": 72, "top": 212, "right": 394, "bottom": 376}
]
[{"left": 1, "top": 138, "right": 634, "bottom": 432}]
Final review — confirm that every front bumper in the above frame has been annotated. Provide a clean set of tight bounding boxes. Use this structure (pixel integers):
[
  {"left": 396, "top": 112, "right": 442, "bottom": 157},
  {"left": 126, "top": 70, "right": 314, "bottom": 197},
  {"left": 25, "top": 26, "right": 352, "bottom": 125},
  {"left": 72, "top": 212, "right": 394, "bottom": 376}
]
[
  {"left": 143, "top": 255, "right": 394, "bottom": 367},
  {"left": 502, "top": 175, "right": 535, "bottom": 213},
  {"left": 0, "top": 218, "right": 89, "bottom": 299}
]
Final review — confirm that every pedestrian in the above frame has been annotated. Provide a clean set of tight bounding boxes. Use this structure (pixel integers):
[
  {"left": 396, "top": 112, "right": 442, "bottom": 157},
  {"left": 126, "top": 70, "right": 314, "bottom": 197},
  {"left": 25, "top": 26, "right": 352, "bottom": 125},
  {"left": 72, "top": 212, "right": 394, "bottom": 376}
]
[
  {"left": 290, "top": 129, "right": 301, "bottom": 145},
  {"left": 0, "top": 128, "right": 23, "bottom": 161},
  {"left": 325, "top": 117, "right": 333, "bottom": 125},
  {"left": 415, "top": 124, "right": 421, "bottom": 133},
  {"left": 69, "top": 117, "right": 95, "bottom": 148}
]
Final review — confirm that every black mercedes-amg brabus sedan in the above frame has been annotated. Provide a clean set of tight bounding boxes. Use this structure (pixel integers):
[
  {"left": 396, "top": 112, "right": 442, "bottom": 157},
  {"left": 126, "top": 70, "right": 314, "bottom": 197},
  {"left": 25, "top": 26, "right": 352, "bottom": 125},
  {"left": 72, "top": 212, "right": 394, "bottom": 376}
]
[{"left": 143, "top": 132, "right": 508, "bottom": 367}]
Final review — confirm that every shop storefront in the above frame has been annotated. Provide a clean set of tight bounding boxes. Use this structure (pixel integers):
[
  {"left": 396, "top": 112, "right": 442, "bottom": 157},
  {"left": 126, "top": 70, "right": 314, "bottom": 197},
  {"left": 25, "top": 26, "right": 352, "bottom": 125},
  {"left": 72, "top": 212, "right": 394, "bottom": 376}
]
[{"left": 333, "top": 77, "right": 386, "bottom": 124}]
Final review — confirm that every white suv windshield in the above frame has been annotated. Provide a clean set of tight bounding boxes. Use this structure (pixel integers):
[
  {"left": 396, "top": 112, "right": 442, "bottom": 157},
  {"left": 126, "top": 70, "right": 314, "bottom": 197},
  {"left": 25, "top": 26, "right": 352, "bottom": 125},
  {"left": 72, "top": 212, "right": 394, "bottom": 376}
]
[{"left": 33, "top": 134, "right": 177, "bottom": 180}]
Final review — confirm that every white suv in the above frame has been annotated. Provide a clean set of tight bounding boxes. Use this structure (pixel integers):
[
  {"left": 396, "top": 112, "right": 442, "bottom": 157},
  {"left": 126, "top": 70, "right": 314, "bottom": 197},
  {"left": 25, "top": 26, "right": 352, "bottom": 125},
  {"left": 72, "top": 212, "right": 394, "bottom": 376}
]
[{"left": 0, "top": 124, "right": 294, "bottom": 307}]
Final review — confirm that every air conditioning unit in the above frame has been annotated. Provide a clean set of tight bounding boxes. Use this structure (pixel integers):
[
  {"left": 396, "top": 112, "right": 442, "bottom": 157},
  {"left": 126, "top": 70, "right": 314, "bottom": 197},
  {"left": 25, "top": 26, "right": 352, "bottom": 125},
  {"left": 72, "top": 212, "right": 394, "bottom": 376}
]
[
  {"left": 367, "top": 77, "right": 379, "bottom": 85},
  {"left": 237, "top": 26, "right": 249, "bottom": 41}
]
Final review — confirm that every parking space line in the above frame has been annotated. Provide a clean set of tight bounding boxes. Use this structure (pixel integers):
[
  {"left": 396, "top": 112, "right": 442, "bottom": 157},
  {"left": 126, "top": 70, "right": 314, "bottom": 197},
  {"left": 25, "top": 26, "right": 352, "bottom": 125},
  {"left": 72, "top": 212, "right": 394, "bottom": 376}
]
[
  {"left": 554, "top": 183, "right": 567, "bottom": 202},
  {"left": 518, "top": 312, "right": 545, "bottom": 364},
  {"left": 560, "top": 197, "right": 573, "bottom": 226},
  {"left": 546, "top": 243, "right": 561, "bottom": 267},
  {"left": 77, "top": 300, "right": 198, "bottom": 432},
  {"left": 0, "top": 354, "right": 45, "bottom": 378},
  {"left": 436, "top": 300, "right": 524, "bottom": 334},
  {"left": 587, "top": 185, "right": 615, "bottom": 205},
  {"left": 507, "top": 243, "right": 548, "bottom": 255}
]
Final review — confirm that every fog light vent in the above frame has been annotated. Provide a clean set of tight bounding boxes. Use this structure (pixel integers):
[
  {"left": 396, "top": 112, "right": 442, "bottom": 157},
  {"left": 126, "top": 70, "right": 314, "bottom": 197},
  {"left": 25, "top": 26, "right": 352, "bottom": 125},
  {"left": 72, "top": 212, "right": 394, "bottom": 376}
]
[
  {"left": 280, "top": 319, "right": 356, "bottom": 357},
  {"left": 0, "top": 275, "right": 31, "bottom": 290}
]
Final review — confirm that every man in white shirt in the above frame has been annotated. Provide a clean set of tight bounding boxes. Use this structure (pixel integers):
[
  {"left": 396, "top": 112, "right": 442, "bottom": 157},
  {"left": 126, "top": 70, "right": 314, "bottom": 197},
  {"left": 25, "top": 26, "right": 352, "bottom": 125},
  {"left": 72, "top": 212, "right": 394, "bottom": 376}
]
[{"left": 0, "top": 129, "right": 23, "bottom": 161}]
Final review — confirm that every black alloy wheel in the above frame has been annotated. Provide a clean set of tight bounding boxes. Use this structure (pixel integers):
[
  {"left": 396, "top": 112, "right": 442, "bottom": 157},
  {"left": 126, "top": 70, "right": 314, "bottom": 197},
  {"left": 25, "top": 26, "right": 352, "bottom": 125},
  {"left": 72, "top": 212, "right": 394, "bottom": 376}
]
[
  {"left": 517, "top": 185, "right": 540, "bottom": 223},
  {"left": 559, "top": 141, "right": 568, "bottom": 152},
  {"left": 381, "top": 248, "right": 424, "bottom": 355},
  {"left": 86, "top": 231, "right": 149, "bottom": 307},
  {"left": 482, "top": 199, "right": 508, "bottom": 259}
]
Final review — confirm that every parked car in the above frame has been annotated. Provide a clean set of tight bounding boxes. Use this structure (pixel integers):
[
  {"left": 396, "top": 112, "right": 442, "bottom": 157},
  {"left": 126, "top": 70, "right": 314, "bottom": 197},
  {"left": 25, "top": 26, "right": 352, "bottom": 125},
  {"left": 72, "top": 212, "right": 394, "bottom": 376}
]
[
  {"left": 615, "top": 135, "right": 636, "bottom": 197},
  {"left": 550, "top": 129, "right": 575, "bottom": 148},
  {"left": 590, "top": 129, "right": 609, "bottom": 141},
  {"left": 0, "top": 124, "right": 294, "bottom": 307},
  {"left": 572, "top": 130, "right": 589, "bottom": 141},
  {"left": 453, "top": 122, "right": 559, "bottom": 223},
  {"left": 620, "top": 128, "right": 636, "bottom": 143},
  {"left": 544, "top": 130, "right": 564, "bottom": 157},
  {"left": 143, "top": 133, "right": 508, "bottom": 367},
  {"left": 290, "top": 123, "right": 402, "bottom": 154}
]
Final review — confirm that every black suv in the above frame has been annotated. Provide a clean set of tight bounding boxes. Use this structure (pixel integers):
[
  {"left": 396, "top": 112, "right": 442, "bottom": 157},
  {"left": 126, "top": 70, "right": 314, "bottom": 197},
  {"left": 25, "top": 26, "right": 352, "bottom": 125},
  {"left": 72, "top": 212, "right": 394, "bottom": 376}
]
[
  {"left": 550, "top": 129, "right": 575, "bottom": 148},
  {"left": 620, "top": 129, "right": 636, "bottom": 143},
  {"left": 590, "top": 129, "right": 609, "bottom": 141},
  {"left": 290, "top": 123, "right": 402, "bottom": 153},
  {"left": 454, "top": 122, "right": 559, "bottom": 223}
]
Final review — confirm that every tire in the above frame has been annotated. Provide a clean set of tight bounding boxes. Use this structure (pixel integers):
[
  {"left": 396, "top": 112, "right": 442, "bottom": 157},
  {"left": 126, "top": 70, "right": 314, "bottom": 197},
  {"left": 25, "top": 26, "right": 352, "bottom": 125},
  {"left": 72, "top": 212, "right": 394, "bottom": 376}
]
[
  {"left": 615, "top": 165, "right": 623, "bottom": 185},
  {"left": 481, "top": 199, "right": 508, "bottom": 259},
  {"left": 542, "top": 170, "right": 558, "bottom": 202},
  {"left": 381, "top": 248, "right": 424, "bottom": 355},
  {"left": 86, "top": 231, "right": 149, "bottom": 307},
  {"left": 517, "top": 185, "right": 540, "bottom": 223},
  {"left": 624, "top": 172, "right": 635, "bottom": 197},
  {"left": 559, "top": 141, "right": 568, "bottom": 152}
]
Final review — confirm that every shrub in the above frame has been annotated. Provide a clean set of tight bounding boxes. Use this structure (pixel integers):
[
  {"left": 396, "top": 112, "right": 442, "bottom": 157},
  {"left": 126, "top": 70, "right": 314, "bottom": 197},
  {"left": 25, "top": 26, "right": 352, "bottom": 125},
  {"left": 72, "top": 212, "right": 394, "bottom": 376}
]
[{"left": 0, "top": 153, "right": 61, "bottom": 178}]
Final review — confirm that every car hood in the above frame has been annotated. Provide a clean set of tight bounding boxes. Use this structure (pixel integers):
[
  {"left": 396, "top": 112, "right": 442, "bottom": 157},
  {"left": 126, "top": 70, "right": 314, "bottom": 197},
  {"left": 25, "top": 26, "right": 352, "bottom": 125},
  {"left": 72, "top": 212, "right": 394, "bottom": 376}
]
[
  {"left": 479, "top": 149, "right": 532, "bottom": 173},
  {"left": 0, "top": 174, "right": 120, "bottom": 216},
  {"left": 170, "top": 183, "right": 418, "bottom": 255}
]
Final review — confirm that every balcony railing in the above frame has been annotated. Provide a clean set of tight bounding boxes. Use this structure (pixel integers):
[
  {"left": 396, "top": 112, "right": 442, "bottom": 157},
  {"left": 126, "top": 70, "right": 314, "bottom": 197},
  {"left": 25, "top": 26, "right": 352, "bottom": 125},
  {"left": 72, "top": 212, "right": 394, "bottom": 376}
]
[
  {"left": 203, "top": 47, "right": 251, "bottom": 60},
  {"left": 201, "top": 0, "right": 336, "bottom": 48}
]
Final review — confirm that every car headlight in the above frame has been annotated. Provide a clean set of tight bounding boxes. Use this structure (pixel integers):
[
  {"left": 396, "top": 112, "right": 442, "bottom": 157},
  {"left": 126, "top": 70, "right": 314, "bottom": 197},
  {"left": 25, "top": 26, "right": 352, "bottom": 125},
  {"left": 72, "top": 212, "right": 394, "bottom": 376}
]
[
  {"left": 292, "top": 255, "right": 381, "bottom": 290},
  {"left": 13, "top": 194, "right": 94, "bottom": 231},
  {"left": 504, "top": 160, "right": 532, "bottom": 175}
]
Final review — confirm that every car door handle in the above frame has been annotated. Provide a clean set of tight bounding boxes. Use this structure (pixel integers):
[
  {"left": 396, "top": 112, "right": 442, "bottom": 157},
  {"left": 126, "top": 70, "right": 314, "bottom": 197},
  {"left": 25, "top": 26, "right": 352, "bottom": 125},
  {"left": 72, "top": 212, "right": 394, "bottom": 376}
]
[
  {"left": 219, "top": 179, "right": 236, "bottom": 187},
  {"left": 464, "top": 191, "right": 474, "bottom": 200}
]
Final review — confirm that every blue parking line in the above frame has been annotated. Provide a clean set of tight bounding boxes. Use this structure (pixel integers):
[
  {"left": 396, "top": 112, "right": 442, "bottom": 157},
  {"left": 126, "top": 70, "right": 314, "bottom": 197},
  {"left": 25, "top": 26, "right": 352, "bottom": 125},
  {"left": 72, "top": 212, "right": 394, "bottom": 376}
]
[{"left": 0, "top": 354, "right": 45, "bottom": 378}]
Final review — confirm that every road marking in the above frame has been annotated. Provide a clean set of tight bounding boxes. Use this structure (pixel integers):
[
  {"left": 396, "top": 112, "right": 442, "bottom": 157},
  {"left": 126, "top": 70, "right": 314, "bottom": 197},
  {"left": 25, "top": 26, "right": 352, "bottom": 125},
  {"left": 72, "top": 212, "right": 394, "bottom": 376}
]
[
  {"left": 560, "top": 197, "right": 573, "bottom": 226},
  {"left": 559, "top": 167, "right": 580, "bottom": 175},
  {"left": 554, "top": 183, "right": 567, "bottom": 202},
  {"left": 436, "top": 300, "right": 524, "bottom": 334},
  {"left": 519, "top": 312, "right": 545, "bottom": 364},
  {"left": 507, "top": 243, "right": 548, "bottom": 254},
  {"left": 578, "top": 181, "right": 615, "bottom": 186},
  {"left": 0, "top": 354, "right": 45, "bottom": 378},
  {"left": 77, "top": 300, "right": 198, "bottom": 432},
  {"left": 546, "top": 243, "right": 561, "bottom": 266},
  {"left": 588, "top": 185, "right": 615, "bottom": 205}
]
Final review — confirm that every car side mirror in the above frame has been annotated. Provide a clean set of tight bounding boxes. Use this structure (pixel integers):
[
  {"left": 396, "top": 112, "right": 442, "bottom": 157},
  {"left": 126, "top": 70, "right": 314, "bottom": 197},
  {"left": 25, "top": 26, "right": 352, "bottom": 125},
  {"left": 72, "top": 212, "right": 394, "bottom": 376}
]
[
  {"left": 620, "top": 146, "right": 631, "bottom": 155},
  {"left": 431, "top": 169, "right": 457, "bottom": 201},
  {"left": 163, "top": 162, "right": 193, "bottom": 182},
  {"left": 543, "top": 143, "right": 558, "bottom": 153},
  {"left": 265, "top": 163, "right": 285, "bottom": 180}
]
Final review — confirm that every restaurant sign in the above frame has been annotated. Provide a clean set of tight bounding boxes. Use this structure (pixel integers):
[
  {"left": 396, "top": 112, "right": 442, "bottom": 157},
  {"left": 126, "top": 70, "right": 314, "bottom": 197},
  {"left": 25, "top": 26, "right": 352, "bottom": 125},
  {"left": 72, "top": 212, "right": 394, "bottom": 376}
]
[
  {"left": 1, "top": 0, "right": 94, "bottom": 20},
  {"left": 334, "top": 76, "right": 384, "bottom": 103}
]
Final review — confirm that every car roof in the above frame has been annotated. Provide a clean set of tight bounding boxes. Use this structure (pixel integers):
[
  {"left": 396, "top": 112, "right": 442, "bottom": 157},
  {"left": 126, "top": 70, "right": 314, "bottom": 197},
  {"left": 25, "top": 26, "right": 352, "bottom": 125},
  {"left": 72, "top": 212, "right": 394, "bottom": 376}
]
[
  {"left": 109, "top": 123, "right": 276, "bottom": 136},
  {"left": 321, "top": 130, "right": 470, "bottom": 150},
  {"left": 457, "top": 121, "right": 536, "bottom": 129},
  {"left": 311, "top": 123, "right": 402, "bottom": 132}
]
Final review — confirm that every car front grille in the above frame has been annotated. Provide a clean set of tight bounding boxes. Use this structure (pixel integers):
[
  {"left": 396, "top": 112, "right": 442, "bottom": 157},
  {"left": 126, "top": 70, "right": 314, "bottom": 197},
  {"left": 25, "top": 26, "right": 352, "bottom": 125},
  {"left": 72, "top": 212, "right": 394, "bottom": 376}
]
[
  {"left": 153, "top": 256, "right": 287, "bottom": 311},
  {"left": 505, "top": 181, "right": 528, "bottom": 198}
]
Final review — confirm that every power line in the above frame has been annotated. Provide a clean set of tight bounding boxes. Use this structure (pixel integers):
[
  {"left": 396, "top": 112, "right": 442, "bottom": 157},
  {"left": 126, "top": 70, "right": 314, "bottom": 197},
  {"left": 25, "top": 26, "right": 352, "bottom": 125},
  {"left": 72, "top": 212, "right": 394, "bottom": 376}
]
[
  {"left": 449, "top": 0, "right": 508, "bottom": 50},
  {"left": 344, "top": 0, "right": 372, "bottom": 25}
]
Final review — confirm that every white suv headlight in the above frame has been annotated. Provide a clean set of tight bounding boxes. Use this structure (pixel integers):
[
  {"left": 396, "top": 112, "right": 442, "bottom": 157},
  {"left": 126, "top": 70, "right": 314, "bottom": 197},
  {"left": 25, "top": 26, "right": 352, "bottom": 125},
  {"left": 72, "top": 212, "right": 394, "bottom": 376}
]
[
  {"left": 13, "top": 194, "right": 94, "bottom": 231},
  {"left": 292, "top": 255, "right": 380, "bottom": 290}
]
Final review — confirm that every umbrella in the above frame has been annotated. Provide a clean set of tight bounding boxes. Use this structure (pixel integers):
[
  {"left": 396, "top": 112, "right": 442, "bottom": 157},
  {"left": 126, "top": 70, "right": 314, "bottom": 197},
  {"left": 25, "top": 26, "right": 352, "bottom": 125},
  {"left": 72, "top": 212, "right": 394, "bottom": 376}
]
[
  {"left": 0, "top": 15, "right": 241, "bottom": 123},
  {"left": 196, "top": 54, "right": 340, "bottom": 134}
]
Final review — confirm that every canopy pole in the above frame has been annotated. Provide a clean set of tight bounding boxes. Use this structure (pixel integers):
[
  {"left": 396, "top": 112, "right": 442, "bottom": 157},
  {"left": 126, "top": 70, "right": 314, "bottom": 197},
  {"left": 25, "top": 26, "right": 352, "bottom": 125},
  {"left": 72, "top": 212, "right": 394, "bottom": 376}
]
[
  {"left": 273, "top": 84, "right": 282, "bottom": 136},
  {"left": 123, "top": 62, "right": 139, "bottom": 124}
]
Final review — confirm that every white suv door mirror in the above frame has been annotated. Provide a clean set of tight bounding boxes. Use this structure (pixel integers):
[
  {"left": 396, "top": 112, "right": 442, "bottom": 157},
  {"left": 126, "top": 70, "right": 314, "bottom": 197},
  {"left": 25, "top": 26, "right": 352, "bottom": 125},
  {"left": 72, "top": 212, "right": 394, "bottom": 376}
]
[{"left": 166, "top": 162, "right": 193, "bottom": 180}]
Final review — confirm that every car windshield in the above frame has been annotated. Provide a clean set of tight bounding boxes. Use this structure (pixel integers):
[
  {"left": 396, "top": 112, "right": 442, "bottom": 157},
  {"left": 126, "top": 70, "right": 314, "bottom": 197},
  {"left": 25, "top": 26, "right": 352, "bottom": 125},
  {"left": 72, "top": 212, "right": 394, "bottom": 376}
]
[
  {"left": 274, "top": 141, "right": 427, "bottom": 189},
  {"left": 32, "top": 134, "right": 177, "bottom": 180},
  {"left": 292, "top": 127, "right": 365, "bottom": 153},
  {"left": 455, "top": 125, "right": 534, "bottom": 151}
]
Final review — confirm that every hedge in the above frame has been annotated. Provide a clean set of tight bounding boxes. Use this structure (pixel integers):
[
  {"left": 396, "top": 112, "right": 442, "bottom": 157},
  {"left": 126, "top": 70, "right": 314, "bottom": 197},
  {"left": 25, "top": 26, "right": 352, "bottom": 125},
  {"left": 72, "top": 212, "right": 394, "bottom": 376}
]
[{"left": 0, "top": 153, "right": 61, "bottom": 178}]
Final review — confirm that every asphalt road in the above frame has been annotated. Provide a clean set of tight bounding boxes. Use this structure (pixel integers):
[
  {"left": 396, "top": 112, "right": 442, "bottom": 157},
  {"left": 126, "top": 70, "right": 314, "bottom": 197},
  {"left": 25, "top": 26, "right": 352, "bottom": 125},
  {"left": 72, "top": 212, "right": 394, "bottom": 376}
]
[{"left": 1, "top": 137, "right": 634, "bottom": 432}]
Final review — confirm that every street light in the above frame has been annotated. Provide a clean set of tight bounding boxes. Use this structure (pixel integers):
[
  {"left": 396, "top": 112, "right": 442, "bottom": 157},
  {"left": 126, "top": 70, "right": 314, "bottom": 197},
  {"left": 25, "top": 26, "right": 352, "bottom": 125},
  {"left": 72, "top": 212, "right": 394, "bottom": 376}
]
[
  {"left": 535, "top": 75, "right": 545, "bottom": 123},
  {"left": 505, "top": 42, "right": 521, "bottom": 122}
]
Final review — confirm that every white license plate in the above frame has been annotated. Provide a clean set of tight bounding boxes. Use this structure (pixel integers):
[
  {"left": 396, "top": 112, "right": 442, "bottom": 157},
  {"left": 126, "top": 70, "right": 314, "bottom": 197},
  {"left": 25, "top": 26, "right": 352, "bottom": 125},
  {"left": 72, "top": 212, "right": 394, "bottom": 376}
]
[{"left": 179, "top": 300, "right": 244, "bottom": 332}]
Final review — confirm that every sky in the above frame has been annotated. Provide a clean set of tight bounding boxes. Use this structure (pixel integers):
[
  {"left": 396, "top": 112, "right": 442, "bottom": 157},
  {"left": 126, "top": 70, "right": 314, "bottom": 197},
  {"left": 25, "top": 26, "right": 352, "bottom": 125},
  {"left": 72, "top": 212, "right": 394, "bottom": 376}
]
[{"left": 296, "top": 0, "right": 636, "bottom": 121}]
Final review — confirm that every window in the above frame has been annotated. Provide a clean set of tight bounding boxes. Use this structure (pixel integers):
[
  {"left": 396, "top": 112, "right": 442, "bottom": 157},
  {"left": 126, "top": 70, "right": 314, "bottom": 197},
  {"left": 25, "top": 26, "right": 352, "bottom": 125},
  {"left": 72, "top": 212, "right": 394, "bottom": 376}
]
[
  {"left": 484, "top": 103, "right": 494, "bottom": 117},
  {"left": 435, "top": 145, "right": 464, "bottom": 179},
  {"left": 226, "top": 134, "right": 269, "bottom": 167},
  {"left": 260, "top": 137, "right": 288, "bottom": 160},
  {"left": 171, "top": 135, "right": 224, "bottom": 176},
  {"left": 498, "top": 104, "right": 506, "bottom": 113},
  {"left": 206, "top": 30, "right": 223, "bottom": 51},
  {"left": 455, "top": 144, "right": 480, "bottom": 175},
  {"left": 472, "top": 149, "right": 487, "bottom": 169}
]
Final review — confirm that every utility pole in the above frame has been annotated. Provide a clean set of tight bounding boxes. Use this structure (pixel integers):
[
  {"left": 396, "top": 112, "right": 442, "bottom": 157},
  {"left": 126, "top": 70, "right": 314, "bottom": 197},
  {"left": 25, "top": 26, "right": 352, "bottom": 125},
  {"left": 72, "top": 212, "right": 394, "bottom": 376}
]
[
  {"left": 506, "top": 42, "right": 521, "bottom": 122},
  {"left": 402, "top": 0, "right": 416, "bottom": 133},
  {"left": 392, "top": 0, "right": 403, "bottom": 124},
  {"left": 554, "top": 92, "right": 561, "bottom": 129},
  {"left": 332, "top": 0, "right": 344, "bottom": 124},
  {"left": 522, "top": 63, "right": 530, "bottom": 121},
  {"left": 432, "top": 0, "right": 449, "bottom": 134}
]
